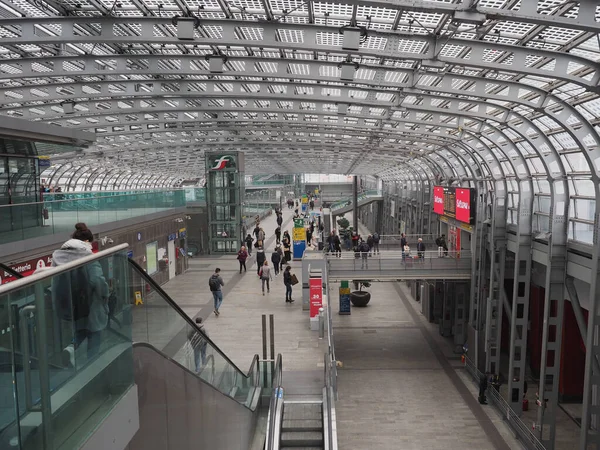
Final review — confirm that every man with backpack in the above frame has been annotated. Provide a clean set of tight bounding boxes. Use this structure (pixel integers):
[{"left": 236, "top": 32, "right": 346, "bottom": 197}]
[
  {"left": 436, "top": 234, "right": 448, "bottom": 257},
  {"left": 372, "top": 232, "right": 380, "bottom": 254},
  {"left": 271, "top": 247, "right": 282, "bottom": 277},
  {"left": 209, "top": 268, "right": 225, "bottom": 316},
  {"left": 187, "top": 317, "right": 209, "bottom": 373}
]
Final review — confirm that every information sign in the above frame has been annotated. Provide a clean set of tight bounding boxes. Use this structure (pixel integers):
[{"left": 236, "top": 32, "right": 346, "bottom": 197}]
[
  {"left": 309, "top": 277, "right": 323, "bottom": 318},
  {"left": 339, "top": 280, "right": 351, "bottom": 315},
  {"left": 432, "top": 186, "right": 476, "bottom": 224}
]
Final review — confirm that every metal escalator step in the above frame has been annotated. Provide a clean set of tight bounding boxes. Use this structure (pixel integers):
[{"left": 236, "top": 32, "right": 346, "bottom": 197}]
[
  {"left": 282, "top": 419, "right": 322, "bottom": 432},
  {"left": 280, "top": 431, "right": 323, "bottom": 447},
  {"left": 280, "top": 447, "right": 323, "bottom": 449},
  {"left": 283, "top": 403, "right": 322, "bottom": 421}
]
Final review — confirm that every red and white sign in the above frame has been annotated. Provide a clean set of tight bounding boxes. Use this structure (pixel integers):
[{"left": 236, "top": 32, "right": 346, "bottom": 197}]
[
  {"left": 433, "top": 186, "right": 445, "bottom": 215},
  {"left": 455, "top": 188, "right": 471, "bottom": 223},
  {"left": 309, "top": 277, "right": 323, "bottom": 318},
  {"left": 1, "top": 255, "right": 53, "bottom": 285}
]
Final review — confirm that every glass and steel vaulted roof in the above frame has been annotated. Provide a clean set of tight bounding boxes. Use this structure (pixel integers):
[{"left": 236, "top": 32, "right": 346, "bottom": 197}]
[{"left": 0, "top": 0, "right": 599, "bottom": 184}]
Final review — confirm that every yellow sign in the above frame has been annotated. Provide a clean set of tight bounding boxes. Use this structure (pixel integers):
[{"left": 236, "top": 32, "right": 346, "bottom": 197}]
[
  {"left": 134, "top": 291, "right": 143, "bottom": 306},
  {"left": 293, "top": 228, "right": 306, "bottom": 241}
]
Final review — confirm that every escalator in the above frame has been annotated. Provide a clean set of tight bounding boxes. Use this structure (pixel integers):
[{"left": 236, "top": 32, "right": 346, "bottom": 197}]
[{"left": 0, "top": 244, "right": 265, "bottom": 450}]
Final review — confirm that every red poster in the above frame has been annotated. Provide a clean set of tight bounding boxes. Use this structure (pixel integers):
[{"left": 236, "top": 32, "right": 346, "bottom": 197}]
[
  {"left": 433, "top": 186, "right": 445, "bottom": 215},
  {"left": 1, "top": 255, "right": 53, "bottom": 284},
  {"left": 455, "top": 188, "right": 471, "bottom": 223},
  {"left": 309, "top": 277, "right": 323, "bottom": 318}
]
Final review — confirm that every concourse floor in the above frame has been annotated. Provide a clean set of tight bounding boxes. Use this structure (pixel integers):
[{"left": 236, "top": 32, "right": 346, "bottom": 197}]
[{"left": 160, "top": 201, "right": 326, "bottom": 396}]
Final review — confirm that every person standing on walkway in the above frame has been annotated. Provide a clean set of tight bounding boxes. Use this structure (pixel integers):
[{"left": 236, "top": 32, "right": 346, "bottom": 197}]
[
  {"left": 259, "top": 261, "right": 273, "bottom": 295},
  {"left": 237, "top": 246, "right": 248, "bottom": 273},
  {"left": 372, "top": 232, "right": 380, "bottom": 255},
  {"left": 256, "top": 247, "right": 266, "bottom": 275},
  {"left": 245, "top": 234, "right": 253, "bottom": 256},
  {"left": 333, "top": 231, "right": 342, "bottom": 257},
  {"left": 366, "top": 234, "right": 374, "bottom": 256},
  {"left": 283, "top": 265, "right": 294, "bottom": 303},
  {"left": 282, "top": 230, "right": 291, "bottom": 260},
  {"left": 417, "top": 238, "right": 425, "bottom": 261},
  {"left": 359, "top": 240, "right": 370, "bottom": 269},
  {"left": 209, "top": 268, "right": 224, "bottom": 316},
  {"left": 187, "top": 317, "right": 209, "bottom": 373},
  {"left": 271, "top": 248, "right": 281, "bottom": 277},
  {"left": 275, "top": 226, "right": 282, "bottom": 244}
]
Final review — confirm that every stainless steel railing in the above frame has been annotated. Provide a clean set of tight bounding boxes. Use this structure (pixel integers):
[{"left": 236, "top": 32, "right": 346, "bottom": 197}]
[{"left": 463, "top": 356, "right": 546, "bottom": 450}]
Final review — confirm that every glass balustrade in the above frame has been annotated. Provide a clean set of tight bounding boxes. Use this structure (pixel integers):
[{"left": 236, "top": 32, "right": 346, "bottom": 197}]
[
  {"left": 0, "top": 190, "right": 188, "bottom": 245},
  {"left": 0, "top": 247, "right": 133, "bottom": 450}
]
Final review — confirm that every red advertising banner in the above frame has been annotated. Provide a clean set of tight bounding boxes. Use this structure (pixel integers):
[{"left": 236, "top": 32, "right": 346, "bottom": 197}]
[
  {"left": 433, "top": 186, "right": 445, "bottom": 215},
  {"left": 455, "top": 188, "right": 471, "bottom": 223},
  {"left": 1, "top": 254, "right": 53, "bottom": 284},
  {"left": 309, "top": 277, "right": 323, "bottom": 318}
]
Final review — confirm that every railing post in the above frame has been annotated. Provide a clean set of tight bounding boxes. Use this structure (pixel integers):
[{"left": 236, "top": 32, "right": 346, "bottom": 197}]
[{"left": 319, "top": 308, "right": 325, "bottom": 339}]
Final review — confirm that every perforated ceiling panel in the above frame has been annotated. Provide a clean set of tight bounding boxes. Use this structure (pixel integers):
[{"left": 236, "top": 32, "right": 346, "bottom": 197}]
[{"left": 0, "top": 0, "right": 598, "bottom": 183}]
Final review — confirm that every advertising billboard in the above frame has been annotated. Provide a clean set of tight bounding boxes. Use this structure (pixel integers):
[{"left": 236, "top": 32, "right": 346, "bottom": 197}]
[
  {"left": 432, "top": 186, "right": 476, "bottom": 224},
  {"left": 206, "top": 153, "right": 237, "bottom": 171}
]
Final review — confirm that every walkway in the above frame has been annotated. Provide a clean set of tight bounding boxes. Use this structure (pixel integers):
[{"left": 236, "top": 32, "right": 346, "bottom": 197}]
[
  {"left": 160, "top": 202, "right": 326, "bottom": 396},
  {"left": 330, "top": 213, "right": 523, "bottom": 450}
]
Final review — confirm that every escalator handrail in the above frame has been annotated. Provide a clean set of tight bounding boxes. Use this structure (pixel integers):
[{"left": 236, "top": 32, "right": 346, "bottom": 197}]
[
  {"left": 133, "top": 342, "right": 261, "bottom": 410},
  {"left": 265, "top": 353, "right": 283, "bottom": 450},
  {"left": 127, "top": 258, "right": 261, "bottom": 387},
  {"left": 0, "top": 262, "right": 24, "bottom": 281}
]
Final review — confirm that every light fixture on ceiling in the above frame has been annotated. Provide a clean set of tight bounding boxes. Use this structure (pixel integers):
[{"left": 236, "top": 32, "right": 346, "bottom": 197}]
[
  {"left": 205, "top": 51, "right": 228, "bottom": 73},
  {"left": 62, "top": 101, "right": 75, "bottom": 114},
  {"left": 338, "top": 58, "right": 359, "bottom": 82},
  {"left": 452, "top": 10, "right": 486, "bottom": 26},
  {"left": 172, "top": 15, "right": 201, "bottom": 41}
]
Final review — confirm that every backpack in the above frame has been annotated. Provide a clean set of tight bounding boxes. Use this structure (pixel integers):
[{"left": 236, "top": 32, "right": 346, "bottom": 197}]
[
  {"left": 54, "top": 266, "right": 92, "bottom": 321},
  {"left": 208, "top": 275, "right": 220, "bottom": 291},
  {"left": 435, "top": 237, "right": 442, "bottom": 247},
  {"left": 373, "top": 233, "right": 380, "bottom": 243},
  {"left": 360, "top": 242, "right": 370, "bottom": 253}
]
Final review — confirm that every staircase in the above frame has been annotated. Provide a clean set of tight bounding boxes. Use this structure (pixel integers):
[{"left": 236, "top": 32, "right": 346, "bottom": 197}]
[{"left": 280, "top": 400, "right": 324, "bottom": 449}]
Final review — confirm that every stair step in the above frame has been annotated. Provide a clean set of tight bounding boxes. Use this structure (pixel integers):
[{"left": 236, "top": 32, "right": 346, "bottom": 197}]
[
  {"left": 280, "top": 431, "right": 323, "bottom": 447},
  {"left": 282, "top": 419, "right": 322, "bottom": 432}
]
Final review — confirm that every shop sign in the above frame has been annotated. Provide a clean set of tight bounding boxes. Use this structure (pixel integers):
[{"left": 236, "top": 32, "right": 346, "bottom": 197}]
[
  {"left": 1, "top": 255, "right": 53, "bottom": 284},
  {"left": 433, "top": 186, "right": 445, "bottom": 215},
  {"left": 208, "top": 154, "right": 236, "bottom": 171}
]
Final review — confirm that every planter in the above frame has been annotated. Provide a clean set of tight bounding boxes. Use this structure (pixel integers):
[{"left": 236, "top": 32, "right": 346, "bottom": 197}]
[{"left": 350, "top": 291, "right": 371, "bottom": 307}]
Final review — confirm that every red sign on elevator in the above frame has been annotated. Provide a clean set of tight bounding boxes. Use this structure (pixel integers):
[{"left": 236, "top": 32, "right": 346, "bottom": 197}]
[
  {"left": 309, "top": 277, "right": 323, "bottom": 318},
  {"left": 455, "top": 188, "right": 471, "bottom": 223},
  {"left": 433, "top": 186, "right": 445, "bottom": 215}
]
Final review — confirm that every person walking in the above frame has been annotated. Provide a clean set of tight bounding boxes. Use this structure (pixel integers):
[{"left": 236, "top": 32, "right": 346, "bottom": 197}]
[
  {"left": 187, "top": 317, "right": 209, "bottom": 373},
  {"left": 417, "top": 238, "right": 425, "bottom": 261},
  {"left": 271, "top": 248, "right": 281, "bottom": 277},
  {"left": 245, "top": 234, "right": 253, "bottom": 256},
  {"left": 276, "top": 245, "right": 285, "bottom": 271},
  {"left": 283, "top": 265, "right": 294, "bottom": 303},
  {"left": 276, "top": 213, "right": 283, "bottom": 228},
  {"left": 400, "top": 233, "right": 407, "bottom": 249},
  {"left": 258, "top": 228, "right": 265, "bottom": 247},
  {"left": 372, "top": 232, "right": 380, "bottom": 255},
  {"left": 256, "top": 247, "right": 266, "bottom": 275},
  {"left": 209, "top": 268, "right": 224, "bottom": 316},
  {"left": 275, "top": 226, "right": 282, "bottom": 244},
  {"left": 259, "top": 261, "right": 273, "bottom": 295},
  {"left": 253, "top": 224, "right": 260, "bottom": 241},
  {"left": 366, "top": 234, "right": 374, "bottom": 256},
  {"left": 479, "top": 372, "right": 489, "bottom": 404},
  {"left": 237, "top": 246, "right": 248, "bottom": 273},
  {"left": 333, "top": 232, "right": 342, "bottom": 257}
]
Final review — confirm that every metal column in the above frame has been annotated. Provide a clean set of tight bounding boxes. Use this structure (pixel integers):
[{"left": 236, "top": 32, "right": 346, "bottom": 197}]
[
  {"left": 536, "top": 180, "right": 568, "bottom": 450},
  {"left": 580, "top": 207, "right": 600, "bottom": 450},
  {"left": 352, "top": 175, "right": 358, "bottom": 232}
]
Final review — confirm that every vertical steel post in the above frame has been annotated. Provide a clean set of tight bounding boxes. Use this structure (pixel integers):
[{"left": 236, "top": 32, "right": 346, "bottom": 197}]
[
  {"left": 536, "top": 179, "right": 568, "bottom": 450},
  {"left": 269, "top": 314, "right": 275, "bottom": 381},
  {"left": 507, "top": 180, "right": 534, "bottom": 415},
  {"left": 34, "top": 282, "right": 53, "bottom": 449},
  {"left": 352, "top": 175, "right": 358, "bottom": 232},
  {"left": 262, "top": 314, "right": 268, "bottom": 386}
]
